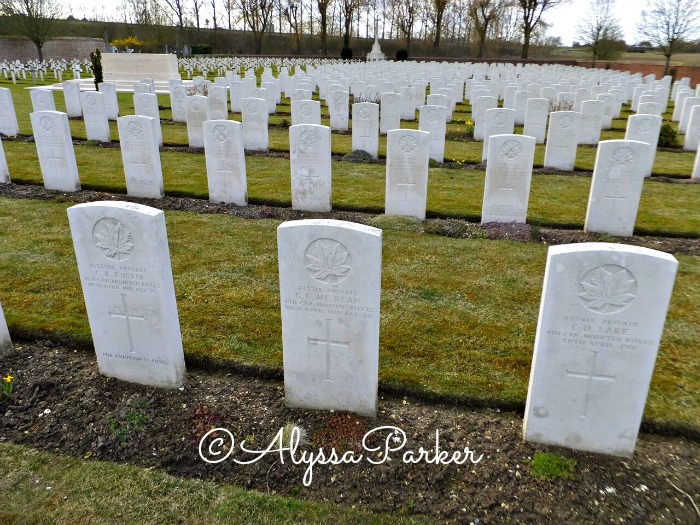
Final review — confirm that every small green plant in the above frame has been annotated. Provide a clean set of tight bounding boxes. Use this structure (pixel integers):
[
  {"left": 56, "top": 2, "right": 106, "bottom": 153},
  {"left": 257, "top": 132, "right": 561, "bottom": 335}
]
[
  {"left": 528, "top": 452, "right": 576, "bottom": 481},
  {"left": 1, "top": 374, "right": 14, "bottom": 406},
  {"left": 108, "top": 399, "right": 150, "bottom": 444},
  {"left": 90, "top": 48, "right": 103, "bottom": 90},
  {"left": 658, "top": 123, "right": 681, "bottom": 148}
]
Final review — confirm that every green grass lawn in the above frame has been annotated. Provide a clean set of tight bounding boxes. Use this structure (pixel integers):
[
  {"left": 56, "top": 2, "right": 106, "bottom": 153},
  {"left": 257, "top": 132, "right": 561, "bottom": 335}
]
[
  {"left": 0, "top": 198, "right": 698, "bottom": 431},
  {"left": 0, "top": 443, "right": 430, "bottom": 525}
]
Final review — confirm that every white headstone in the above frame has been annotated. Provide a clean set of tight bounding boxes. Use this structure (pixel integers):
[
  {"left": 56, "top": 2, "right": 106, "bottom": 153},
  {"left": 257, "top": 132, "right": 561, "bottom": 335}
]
[
  {"left": 81, "top": 91, "right": 110, "bottom": 142},
  {"left": 329, "top": 91, "right": 349, "bottom": 132},
  {"left": 241, "top": 97, "right": 269, "bottom": 151},
  {"left": 523, "top": 98, "right": 549, "bottom": 144},
  {"left": 203, "top": 119, "right": 248, "bottom": 206},
  {"left": 0, "top": 88, "right": 20, "bottom": 137},
  {"left": 636, "top": 102, "right": 662, "bottom": 116},
  {"left": 185, "top": 95, "right": 208, "bottom": 148},
  {"left": 578, "top": 100, "right": 604, "bottom": 145},
  {"left": 524, "top": 243, "right": 678, "bottom": 458},
  {"left": 134, "top": 92, "right": 163, "bottom": 146},
  {"left": 67, "top": 201, "right": 186, "bottom": 388},
  {"left": 170, "top": 84, "right": 187, "bottom": 123},
  {"left": 0, "top": 136, "right": 9, "bottom": 183},
  {"left": 482, "top": 134, "right": 536, "bottom": 224},
  {"left": 0, "top": 303, "right": 12, "bottom": 357},
  {"left": 385, "top": 129, "right": 430, "bottom": 220},
  {"left": 624, "top": 114, "right": 662, "bottom": 176},
  {"left": 277, "top": 219, "right": 381, "bottom": 417},
  {"left": 380, "top": 92, "right": 401, "bottom": 133},
  {"left": 117, "top": 115, "right": 163, "bottom": 198},
  {"left": 98, "top": 82, "right": 120, "bottom": 120},
  {"left": 30, "top": 89, "right": 56, "bottom": 112},
  {"left": 544, "top": 111, "right": 581, "bottom": 171},
  {"left": 678, "top": 97, "right": 700, "bottom": 134},
  {"left": 683, "top": 105, "right": 700, "bottom": 151},
  {"left": 62, "top": 80, "right": 82, "bottom": 117},
  {"left": 483, "top": 108, "right": 516, "bottom": 162},
  {"left": 418, "top": 105, "right": 447, "bottom": 163},
  {"left": 208, "top": 85, "right": 229, "bottom": 121},
  {"left": 290, "top": 124, "right": 332, "bottom": 212},
  {"left": 291, "top": 99, "right": 321, "bottom": 126},
  {"left": 693, "top": 147, "right": 700, "bottom": 179},
  {"left": 585, "top": 140, "right": 650, "bottom": 237},
  {"left": 30, "top": 110, "right": 80, "bottom": 192},
  {"left": 352, "top": 102, "right": 379, "bottom": 158}
]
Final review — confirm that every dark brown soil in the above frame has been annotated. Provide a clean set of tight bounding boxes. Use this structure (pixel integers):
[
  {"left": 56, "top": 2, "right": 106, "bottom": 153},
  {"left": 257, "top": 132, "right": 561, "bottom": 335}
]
[
  {"left": 1, "top": 341, "right": 699, "bottom": 524},
  {"left": 1, "top": 182, "right": 698, "bottom": 256}
]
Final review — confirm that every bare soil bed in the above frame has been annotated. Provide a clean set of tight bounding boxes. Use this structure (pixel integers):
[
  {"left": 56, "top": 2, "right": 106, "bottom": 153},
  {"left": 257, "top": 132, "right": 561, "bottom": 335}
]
[{"left": 1, "top": 341, "right": 699, "bottom": 524}]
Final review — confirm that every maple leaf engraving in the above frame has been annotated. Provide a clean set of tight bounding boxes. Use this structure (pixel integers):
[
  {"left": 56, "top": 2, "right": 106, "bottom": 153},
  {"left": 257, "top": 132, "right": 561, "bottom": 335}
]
[
  {"left": 305, "top": 240, "right": 351, "bottom": 284},
  {"left": 578, "top": 266, "right": 636, "bottom": 313},
  {"left": 94, "top": 220, "right": 134, "bottom": 261}
]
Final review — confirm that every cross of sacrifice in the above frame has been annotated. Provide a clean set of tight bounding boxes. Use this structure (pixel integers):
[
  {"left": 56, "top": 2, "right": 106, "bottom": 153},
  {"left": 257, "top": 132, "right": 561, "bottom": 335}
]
[
  {"left": 566, "top": 350, "right": 617, "bottom": 418},
  {"left": 109, "top": 294, "right": 145, "bottom": 354},
  {"left": 307, "top": 319, "right": 350, "bottom": 382}
]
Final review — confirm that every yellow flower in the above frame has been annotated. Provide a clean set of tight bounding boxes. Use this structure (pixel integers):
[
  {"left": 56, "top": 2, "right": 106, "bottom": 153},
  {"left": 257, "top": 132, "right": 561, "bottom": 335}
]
[
  {"left": 466, "top": 120, "right": 474, "bottom": 126},
  {"left": 3, "top": 375, "right": 12, "bottom": 383}
]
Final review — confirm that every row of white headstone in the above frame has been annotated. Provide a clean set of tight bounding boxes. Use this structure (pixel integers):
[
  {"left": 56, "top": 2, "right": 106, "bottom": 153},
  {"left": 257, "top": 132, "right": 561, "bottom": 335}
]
[
  {"left": 1, "top": 199, "right": 676, "bottom": 461},
  {"left": 1, "top": 100, "right": 668, "bottom": 240}
]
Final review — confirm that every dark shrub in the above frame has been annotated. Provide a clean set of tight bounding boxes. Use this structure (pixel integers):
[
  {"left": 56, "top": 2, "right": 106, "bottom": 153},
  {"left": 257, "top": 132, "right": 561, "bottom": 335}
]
[
  {"left": 191, "top": 44, "right": 213, "bottom": 55},
  {"left": 658, "top": 123, "right": 681, "bottom": 148},
  {"left": 341, "top": 47, "right": 353, "bottom": 60},
  {"left": 396, "top": 49, "right": 408, "bottom": 61}
]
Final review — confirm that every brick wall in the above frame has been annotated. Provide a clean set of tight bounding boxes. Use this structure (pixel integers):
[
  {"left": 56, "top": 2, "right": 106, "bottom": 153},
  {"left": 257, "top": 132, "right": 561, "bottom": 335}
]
[{"left": 0, "top": 37, "right": 106, "bottom": 63}]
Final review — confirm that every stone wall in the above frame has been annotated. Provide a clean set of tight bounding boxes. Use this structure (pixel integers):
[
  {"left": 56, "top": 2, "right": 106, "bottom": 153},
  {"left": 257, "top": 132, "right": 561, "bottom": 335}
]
[{"left": 0, "top": 37, "right": 106, "bottom": 63}]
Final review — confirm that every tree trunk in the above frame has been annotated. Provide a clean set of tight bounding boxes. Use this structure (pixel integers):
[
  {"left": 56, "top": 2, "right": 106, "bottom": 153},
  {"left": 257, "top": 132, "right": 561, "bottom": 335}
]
[
  {"left": 663, "top": 54, "right": 671, "bottom": 77},
  {"left": 520, "top": 27, "right": 531, "bottom": 59},
  {"left": 34, "top": 41, "right": 44, "bottom": 63},
  {"left": 320, "top": 10, "right": 328, "bottom": 54}
]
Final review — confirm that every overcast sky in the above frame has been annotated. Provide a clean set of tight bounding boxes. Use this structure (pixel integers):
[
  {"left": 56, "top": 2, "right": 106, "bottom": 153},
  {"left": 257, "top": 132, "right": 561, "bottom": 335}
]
[{"left": 65, "top": 0, "right": 646, "bottom": 48}]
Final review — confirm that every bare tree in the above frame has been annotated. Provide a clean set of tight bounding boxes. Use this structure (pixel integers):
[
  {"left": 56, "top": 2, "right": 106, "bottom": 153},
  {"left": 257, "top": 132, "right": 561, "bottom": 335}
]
[
  {"left": 517, "top": 0, "right": 567, "bottom": 59},
  {"left": 192, "top": 0, "right": 203, "bottom": 27},
  {"left": 221, "top": 0, "right": 236, "bottom": 28},
  {"left": 393, "top": 0, "right": 418, "bottom": 52},
  {"left": 283, "top": 0, "right": 303, "bottom": 53},
  {"left": 209, "top": 0, "right": 219, "bottom": 28},
  {"left": 428, "top": 0, "right": 451, "bottom": 51},
  {"left": 162, "top": 0, "right": 188, "bottom": 53},
  {"left": 237, "top": 0, "right": 275, "bottom": 53},
  {"left": 339, "top": 0, "right": 360, "bottom": 48},
  {"left": 575, "top": 0, "right": 624, "bottom": 67},
  {"left": 0, "top": 0, "right": 67, "bottom": 62},
  {"left": 469, "top": 0, "right": 503, "bottom": 58},
  {"left": 638, "top": 0, "right": 700, "bottom": 75},
  {"left": 316, "top": 0, "right": 333, "bottom": 54}
]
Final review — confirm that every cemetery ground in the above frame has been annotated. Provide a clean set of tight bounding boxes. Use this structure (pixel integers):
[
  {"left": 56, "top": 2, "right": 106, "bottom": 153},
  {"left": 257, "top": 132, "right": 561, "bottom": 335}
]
[{"left": 1, "top": 76, "right": 700, "bottom": 523}]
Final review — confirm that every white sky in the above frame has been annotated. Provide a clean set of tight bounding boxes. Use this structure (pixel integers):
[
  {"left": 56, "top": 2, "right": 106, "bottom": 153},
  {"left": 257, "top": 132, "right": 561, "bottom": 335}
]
[{"left": 64, "top": 0, "right": 647, "bottom": 48}]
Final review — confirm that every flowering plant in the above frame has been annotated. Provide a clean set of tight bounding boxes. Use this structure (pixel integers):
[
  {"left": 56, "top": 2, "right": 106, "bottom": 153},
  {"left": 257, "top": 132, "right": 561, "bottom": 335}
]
[{"left": 1, "top": 374, "right": 14, "bottom": 406}]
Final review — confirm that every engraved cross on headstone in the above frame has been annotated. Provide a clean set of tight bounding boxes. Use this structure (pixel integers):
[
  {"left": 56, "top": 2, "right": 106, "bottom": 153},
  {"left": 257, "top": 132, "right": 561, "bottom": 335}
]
[
  {"left": 307, "top": 319, "right": 349, "bottom": 381},
  {"left": 46, "top": 150, "right": 63, "bottom": 179},
  {"left": 109, "top": 293, "right": 145, "bottom": 354},
  {"left": 603, "top": 184, "right": 627, "bottom": 214},
  {"left": 566, "top": 350, "right": 617, "bottom": 418},
  {"left": 397, "top": 180, "right": 416, "bottom": 204}
]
